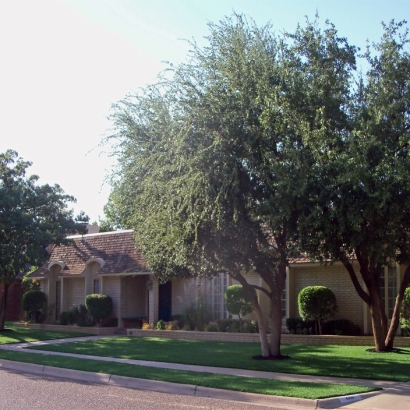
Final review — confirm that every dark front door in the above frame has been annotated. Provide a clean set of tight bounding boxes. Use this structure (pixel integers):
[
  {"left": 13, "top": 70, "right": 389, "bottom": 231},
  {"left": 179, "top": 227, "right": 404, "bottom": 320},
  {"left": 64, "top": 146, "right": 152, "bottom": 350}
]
[{"left": 158, "top": 281, "right": 172, "bottom": 321}]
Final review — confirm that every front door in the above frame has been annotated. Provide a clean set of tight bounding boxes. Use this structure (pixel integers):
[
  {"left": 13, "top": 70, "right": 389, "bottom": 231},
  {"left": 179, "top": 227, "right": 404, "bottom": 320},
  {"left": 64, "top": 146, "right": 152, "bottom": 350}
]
[{"left": 158, "top": 281, "right": 172, "bottom": 321}]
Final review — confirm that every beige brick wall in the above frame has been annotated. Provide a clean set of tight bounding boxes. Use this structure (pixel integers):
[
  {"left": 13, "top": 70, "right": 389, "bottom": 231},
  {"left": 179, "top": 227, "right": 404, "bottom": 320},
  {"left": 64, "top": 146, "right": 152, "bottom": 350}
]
[
  {"left": 102, "top": 276, "right": 121, "bottom": 321},
  {"left": 65, "top": 277, "right": 85, "bottom": 308},
  {"left": 289, "top": 263, "right": 364, "bottom": 330},
  {"left": 120, "top": 275, "right": 148, "bottom": 318},
  {"left": 172, "top": 278, "right": 198, "bottom": 315}
]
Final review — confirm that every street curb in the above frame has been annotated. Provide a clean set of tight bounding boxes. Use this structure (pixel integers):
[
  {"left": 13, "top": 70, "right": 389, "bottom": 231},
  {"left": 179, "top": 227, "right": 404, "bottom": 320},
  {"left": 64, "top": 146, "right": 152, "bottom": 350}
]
[{"left": 0, "top": 359, "right": 318, "bottom": 408}]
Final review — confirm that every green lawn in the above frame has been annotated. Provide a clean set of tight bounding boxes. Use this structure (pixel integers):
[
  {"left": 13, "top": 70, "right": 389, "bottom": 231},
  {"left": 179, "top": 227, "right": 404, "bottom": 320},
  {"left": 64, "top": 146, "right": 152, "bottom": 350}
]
[
  {"left": 0, "top": 349, "right": 375, "bottom": 400},
  {"left": 29, "top": 336, "right": 410, "bottom": 382},
  {"left": 0, "top": 323, "right": 92, "bottom": 344}
]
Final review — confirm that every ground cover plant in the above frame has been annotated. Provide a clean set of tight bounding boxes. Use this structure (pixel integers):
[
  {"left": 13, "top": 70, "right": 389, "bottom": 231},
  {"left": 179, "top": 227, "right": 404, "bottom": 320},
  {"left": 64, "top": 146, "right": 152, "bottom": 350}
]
[
  {"left": 0, "top": 349, "right": 376, "bottom": 400},
  {"left": 29, "top": 337, "right": 410, "bottom": 382},
  {"left": 0, "top": 323, "right": 92, "bottom": 344}
]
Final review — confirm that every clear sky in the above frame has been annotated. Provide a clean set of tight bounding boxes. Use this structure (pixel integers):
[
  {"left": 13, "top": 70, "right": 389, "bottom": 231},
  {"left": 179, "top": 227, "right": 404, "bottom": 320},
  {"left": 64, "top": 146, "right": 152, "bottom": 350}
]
[{"left": 0, "top": 0, "right": 409, "bottom": 222}]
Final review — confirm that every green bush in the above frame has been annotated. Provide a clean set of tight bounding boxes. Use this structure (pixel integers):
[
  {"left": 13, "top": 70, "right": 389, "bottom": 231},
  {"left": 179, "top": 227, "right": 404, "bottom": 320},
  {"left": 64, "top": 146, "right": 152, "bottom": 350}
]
[
  {"left": 400, "top": 287, "right": 410, "bottom": 333},
  {"left": 22, "top": 290, "right": 47, "bottom": 323},
  {"left": 85, "top": 294, "right": 113, "bottom": 323},
  {"left": 60, "top": 311, "right": 69, "bottom": 325},
  {"left": 224, "top": 285, "right": 254, "bottom": 325},
  {"left": 322, "top": 319, "right": 361, "bottom": 336},
  {"left": 182, "top": 300, "right": 210, "bottom": 331},
  {"left": 298, "top": 286, "right": 338, "bottom": 334},
  {"left": 216, "top": 318, "right": 258, "bottom": 333},
  {"left": 205, "top": 323, "right": 219, "bottom": 332},
  {"left": 286, "top": 317, "right": 314, "bottom": 334},
  {"left": 60, "top": 305, "right": 93, "bottom": 326},
  {"left": 156, "top": 319, "right": 166, "bottom": 330}
]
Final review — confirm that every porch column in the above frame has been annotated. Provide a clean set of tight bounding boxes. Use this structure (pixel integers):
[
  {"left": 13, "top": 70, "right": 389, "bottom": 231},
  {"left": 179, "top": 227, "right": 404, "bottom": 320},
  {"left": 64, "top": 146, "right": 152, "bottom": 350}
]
[{"left": 148, "top": 277, "right": 159, "bottom": 325}]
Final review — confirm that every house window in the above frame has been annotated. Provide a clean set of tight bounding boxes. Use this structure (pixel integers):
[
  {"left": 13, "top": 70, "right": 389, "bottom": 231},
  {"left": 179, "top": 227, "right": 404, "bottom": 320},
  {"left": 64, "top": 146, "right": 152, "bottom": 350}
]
[
  {"left": 55, "top": 281, "right": 61, "bottom": 321},
  {"left": 205, "top": 273, "right": 229, "bottom": 320},
  {"left": 380, "top": 265, "right": 397, "bottom": 319},
  {"left": 93, "top": 279, "right": 100, "bottom": 294}
]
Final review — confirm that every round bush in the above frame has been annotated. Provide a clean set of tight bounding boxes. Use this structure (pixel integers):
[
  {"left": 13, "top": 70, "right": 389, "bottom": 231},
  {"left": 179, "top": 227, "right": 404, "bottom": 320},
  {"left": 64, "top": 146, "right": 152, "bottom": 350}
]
[
  {"left": 298, "top": 286, "right": 337, "bottom": 334},
  {"left": 22, "top": 290, "right": 47, "bottom": 321},
  {"left": 224, "top": 285, "right": 254, "bottom": 322},
  {"left": 85, "top": 294, "right": 113, "bottom": 322}
]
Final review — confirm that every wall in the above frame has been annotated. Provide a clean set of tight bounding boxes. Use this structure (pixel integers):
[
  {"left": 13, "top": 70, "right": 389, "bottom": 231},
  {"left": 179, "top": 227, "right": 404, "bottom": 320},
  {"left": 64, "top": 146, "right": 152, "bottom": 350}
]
[
  {"left": 120, "top": 275, "right": 147, "bottom": 318},
  {"left": 172, "top": 278, "right": 198, "bottom": 315},
  {"left": 65, "top": 277, "right": 85, "bottom": 308},
  {"left": 289, "top": 263, "right": 364, "bottom": 330},
  {"left": 102, "top": 276, "right": 121, "bottom": 321}
]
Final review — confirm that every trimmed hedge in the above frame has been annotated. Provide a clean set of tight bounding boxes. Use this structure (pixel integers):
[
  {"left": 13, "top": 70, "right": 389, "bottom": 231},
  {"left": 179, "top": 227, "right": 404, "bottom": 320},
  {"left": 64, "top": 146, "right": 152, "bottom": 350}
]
[
  {"left": 22, "top": 290, "right": 47, "bottom": 323},
  {"left": 85, "top": 294, "right": 113, "bottom": 323}
]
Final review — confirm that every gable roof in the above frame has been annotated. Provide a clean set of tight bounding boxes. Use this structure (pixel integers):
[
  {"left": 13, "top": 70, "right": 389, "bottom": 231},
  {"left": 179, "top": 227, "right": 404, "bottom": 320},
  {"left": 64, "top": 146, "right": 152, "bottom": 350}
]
[{"left": 32, "top": 230, "right": 147, "bottom": 277}]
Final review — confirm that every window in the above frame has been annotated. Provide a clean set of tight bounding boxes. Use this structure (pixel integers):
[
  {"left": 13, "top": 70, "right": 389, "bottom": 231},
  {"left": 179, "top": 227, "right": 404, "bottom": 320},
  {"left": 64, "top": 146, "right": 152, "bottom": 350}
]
[
  {"left": 93, "top": 279, "right": 100, "bottom": 294},
  {"left": 55, "top": 281, "right": 61, "bottom": 321},
  {"left": 205, "top": 273, "right": 229, "bottom": 320},
  {"left": 380, "top": 265, "right": 397, "bottom": 319}
]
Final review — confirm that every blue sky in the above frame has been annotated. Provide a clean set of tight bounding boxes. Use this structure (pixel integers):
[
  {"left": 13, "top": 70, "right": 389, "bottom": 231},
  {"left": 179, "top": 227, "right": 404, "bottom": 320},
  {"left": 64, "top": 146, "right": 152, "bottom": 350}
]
[{"left": 0, "top": 0, "right": 408, "bottom": 222}]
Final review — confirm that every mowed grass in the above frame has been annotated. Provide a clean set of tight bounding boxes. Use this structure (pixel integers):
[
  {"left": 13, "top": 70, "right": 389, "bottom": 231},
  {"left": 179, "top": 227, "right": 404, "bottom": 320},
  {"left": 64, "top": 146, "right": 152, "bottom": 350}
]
[
  {"left": 0, "top": 323, "right": 92, "bottom": 344},
  {"left": 29, "top": 336, "right": 410, "bottom": 382},
  {"left": 0, "top": 349, "right": 376, "bottom": 400}
]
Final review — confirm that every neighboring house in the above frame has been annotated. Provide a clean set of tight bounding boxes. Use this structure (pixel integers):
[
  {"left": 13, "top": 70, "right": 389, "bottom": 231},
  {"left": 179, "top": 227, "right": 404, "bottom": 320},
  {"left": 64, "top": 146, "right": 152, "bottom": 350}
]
[
  {"left": 0, "top": 281, "right": 24, "bottom": 321},
  {"left": 31, "top": 230, "right": 404, "bottom": 334}
]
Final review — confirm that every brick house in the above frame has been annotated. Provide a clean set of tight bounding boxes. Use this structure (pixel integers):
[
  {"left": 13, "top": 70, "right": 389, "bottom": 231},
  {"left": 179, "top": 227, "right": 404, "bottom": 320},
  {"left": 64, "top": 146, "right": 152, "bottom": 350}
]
[{"left": 31, "top": 230, "right": 404, "bottom": 334}]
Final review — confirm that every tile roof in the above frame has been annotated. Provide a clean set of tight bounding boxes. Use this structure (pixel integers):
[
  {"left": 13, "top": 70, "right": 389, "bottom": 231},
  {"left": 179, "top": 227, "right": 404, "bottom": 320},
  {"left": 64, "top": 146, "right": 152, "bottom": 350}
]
[{"left": 32, "top": 230, "right": 147, "bottom": 277}]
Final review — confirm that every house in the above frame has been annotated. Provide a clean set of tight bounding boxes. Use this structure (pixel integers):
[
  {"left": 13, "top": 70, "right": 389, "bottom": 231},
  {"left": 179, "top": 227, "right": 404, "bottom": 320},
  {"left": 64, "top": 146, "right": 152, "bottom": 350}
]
[{"left": 31, "top": 230, "right": 404, "bottom": 334}]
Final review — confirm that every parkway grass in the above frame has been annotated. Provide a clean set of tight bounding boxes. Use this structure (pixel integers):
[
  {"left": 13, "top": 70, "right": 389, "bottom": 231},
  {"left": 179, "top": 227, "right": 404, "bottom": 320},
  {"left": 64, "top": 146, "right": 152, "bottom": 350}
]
[
  {"left": 0, "top": 349, "right": 376, "bottom": 400},
  {"left": 28, "top": 336, "right": 410, "bottom": 382}
]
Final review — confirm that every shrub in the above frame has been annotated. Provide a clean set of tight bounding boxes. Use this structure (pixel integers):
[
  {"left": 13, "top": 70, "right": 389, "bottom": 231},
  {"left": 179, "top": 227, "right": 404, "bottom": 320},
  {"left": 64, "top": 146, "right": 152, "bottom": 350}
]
[
  {"left": 224, "top": 285, "right": 254, "bottom": 325},
  {"left": 157, "top": 319, "right": 166, "bottom": 330},
  {"left": 85, "top": 294, "right": 113, "bottom": 324},
  {"left": 22, "top": 290, "right": 47, "bottom": 323},
  {"left": 142, "top": 322, "right": 152, "bottom": 330},
  {"left": 400, "top": 287, "right": 410, "bottom": 333},
  {"left": 21, "top": 276, "right": 40, "bottom": 292},
  {"left": 322, "top": 319, "right": 361, "bottom": 336},
  {"left": 216, "top": 318, "right": 257, "bottom": 333},
  {"left": 298, "top": 286, "right": 338, "bottom": 334},
  {"left": 182, "top": 300, "right": 211, "bottom": 331},
  {"left": 205, "top": 323, "right": 219, "bottom": 332},
  {"left": 286, "top": 317, "right": 314, "bottom": 334},
  {"left": 60, "top": 311, "right": 69, "bottom": 325}
]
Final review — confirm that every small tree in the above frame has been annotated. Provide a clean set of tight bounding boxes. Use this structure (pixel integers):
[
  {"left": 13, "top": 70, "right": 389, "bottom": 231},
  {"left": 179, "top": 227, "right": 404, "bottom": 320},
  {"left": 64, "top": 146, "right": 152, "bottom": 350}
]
[
  {"left": 400, "top": 287, "right": 410, "bottom": 336},
  {"left": 224, "top": 285, "right": 254, "bottom": 327},
  {"left": 22, "top": 290, "right": 47, "bottom": 323},
  {"left": 298, "top": 286, "right": 338, "bottom": 335},
  {"left": 85, "top": 294, "right": 113, "bottom": 324}
]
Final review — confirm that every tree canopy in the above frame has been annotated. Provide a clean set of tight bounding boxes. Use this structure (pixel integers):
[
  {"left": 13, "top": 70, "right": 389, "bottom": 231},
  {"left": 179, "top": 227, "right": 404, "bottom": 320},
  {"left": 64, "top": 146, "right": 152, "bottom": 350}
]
[
  {"left": 104, "top": 14, "right": 358, "bottom": 357},
  {"left": 0, "top": 150, "right": 88, "bottom": 330}
]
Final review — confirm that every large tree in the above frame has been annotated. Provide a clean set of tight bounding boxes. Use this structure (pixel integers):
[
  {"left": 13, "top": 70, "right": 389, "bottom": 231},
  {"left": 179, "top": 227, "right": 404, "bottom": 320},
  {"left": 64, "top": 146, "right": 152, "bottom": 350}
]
[
  {"left": 300, "top": 21, "right": 410, "bottom": 351},
  {"left": 0, "top": 150, "right": 88, "bottom": 330},
  {"left": 105, "top": 15, "right": 355, "bottom": 357}
]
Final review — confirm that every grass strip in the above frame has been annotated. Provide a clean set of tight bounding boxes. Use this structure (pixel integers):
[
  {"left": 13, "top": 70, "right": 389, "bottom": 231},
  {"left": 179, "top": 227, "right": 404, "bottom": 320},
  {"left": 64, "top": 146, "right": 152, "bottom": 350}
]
[
  {"left": 29, "top": 336, "right": 410, "bottom": 382},
  {"left": 0, "top": 349, "right": 376, "bottom": 400}
]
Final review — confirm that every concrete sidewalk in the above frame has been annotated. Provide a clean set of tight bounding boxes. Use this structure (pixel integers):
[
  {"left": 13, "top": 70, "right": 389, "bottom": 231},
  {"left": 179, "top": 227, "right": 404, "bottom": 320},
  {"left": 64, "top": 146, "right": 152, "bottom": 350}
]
[{"left": 0, "top": 336, "right": 409, "bottom": 409}]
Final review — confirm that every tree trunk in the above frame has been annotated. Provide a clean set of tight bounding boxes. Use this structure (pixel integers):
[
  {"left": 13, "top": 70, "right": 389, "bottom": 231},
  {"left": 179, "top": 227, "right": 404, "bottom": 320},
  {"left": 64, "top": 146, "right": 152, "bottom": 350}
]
[
  {"left": 0, "top": 283, "right": 10, "bottom": 331},
  {"left": 368, "top": 285, "right": 387, "bottom": 351},
  {"left": 269, "top": 292, "right": 282, "bottom": 357},
  {"left": 251, "top": 296, "right": 271, "bottom": 357}
]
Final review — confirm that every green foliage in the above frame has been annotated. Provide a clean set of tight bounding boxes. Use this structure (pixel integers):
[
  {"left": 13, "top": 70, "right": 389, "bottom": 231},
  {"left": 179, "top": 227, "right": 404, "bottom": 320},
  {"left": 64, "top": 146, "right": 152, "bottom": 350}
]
[
  {"left": 0, "top": 150, "right": 88, "bottom": 329},
  {"left": 204, "top": 323, "right": 219, "bottom": 332},
  {"left": 85, "top": 294, "right": 113, "bottom": 323},
  {"left": 156, "top": 319, "right": 166, "bottom": 330},
  {"left": 322, "top": 319, "right": 361, "bottom": 336},
  {"left": 60, "top": 305, "right": 93, "bottom": 327},
  {"left": 400, "top": 287, "right": 410, "bottom": 332},
  {"left": 286, "top": 318, "right": 315, "bottom": 335},
  {"left": 298, "top": 286, "right": 338, "bottom": 334},
  {"left": 21, "top": 290, "right": 47, "bottom": 323},
  {"left": 216, "top": 318, "right": 258, "bottom": 333},
  {"left": 21, "top": 275, "right": 40, "bottom": 292},
  {"left": 180, "top": 301, "right": 211, "bottom": 331},
  {"left": 224, "top": 285, "right": 254, "bottom": 323}
]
